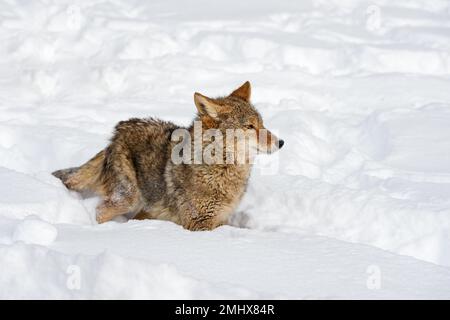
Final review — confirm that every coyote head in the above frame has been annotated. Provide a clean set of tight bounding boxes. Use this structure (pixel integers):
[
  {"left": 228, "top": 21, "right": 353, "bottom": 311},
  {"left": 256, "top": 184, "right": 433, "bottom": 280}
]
[{"left": 193, "top": 81, "right": 284, "bottom": 158}]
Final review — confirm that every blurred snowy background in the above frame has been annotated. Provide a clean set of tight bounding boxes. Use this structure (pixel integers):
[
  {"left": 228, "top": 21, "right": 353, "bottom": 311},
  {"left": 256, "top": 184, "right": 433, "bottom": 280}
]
[{"left": 1, "top": 0, "right": 450, "bottom": 298}]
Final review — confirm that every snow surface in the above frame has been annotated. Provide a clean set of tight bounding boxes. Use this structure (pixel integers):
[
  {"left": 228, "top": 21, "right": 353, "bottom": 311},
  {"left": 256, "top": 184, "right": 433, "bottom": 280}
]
[
  {"left": 1, "top": 0, "right": 450, "bottom": 299},
  {"left": 2, "top": 219, "right": 450, "bottom": 299}
]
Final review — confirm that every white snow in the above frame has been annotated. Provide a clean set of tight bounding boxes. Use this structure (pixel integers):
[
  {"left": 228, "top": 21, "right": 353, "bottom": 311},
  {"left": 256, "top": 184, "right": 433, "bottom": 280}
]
[
  {"left": 1, "top": 0, "right": 450, "bottom": 299},
  {"left": 12, "top": 216, "right": 58, "bottom": 246}
]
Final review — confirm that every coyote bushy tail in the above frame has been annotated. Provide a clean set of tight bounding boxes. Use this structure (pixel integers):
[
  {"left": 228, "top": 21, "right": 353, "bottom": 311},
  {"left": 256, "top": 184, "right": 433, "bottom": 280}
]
[{"left": 52, "top": 150, "right": 105, "bottom": 195}]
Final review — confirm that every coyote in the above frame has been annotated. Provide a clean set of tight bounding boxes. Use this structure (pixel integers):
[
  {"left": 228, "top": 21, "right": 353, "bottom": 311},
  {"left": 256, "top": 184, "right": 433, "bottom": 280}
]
[{"left": 53, "top": 81, "right": 284, "bottom": 231}]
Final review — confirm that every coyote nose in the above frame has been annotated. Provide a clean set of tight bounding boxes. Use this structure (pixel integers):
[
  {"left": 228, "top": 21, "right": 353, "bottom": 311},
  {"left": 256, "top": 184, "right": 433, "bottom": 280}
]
[{"left": 278, "top": 139, "right": 284, "bottom": 149}]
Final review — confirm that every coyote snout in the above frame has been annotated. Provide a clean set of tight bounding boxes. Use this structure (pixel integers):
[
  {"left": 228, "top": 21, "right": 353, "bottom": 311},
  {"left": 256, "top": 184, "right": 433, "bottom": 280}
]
[{"left": 53, "top": 81, "right": 283, "bottom": 231}]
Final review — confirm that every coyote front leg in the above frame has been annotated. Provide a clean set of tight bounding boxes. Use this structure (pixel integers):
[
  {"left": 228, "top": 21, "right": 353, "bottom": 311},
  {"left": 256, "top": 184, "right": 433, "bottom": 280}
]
[{"left": 180, "top": 200, "right": 227, "bottom": 231}]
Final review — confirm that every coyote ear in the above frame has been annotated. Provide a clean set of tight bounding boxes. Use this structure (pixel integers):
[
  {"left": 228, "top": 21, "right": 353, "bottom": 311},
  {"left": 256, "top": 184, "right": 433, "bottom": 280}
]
[
  {"left": 230, "top": 81, "right": 251, "bottom": 102},
  {"left": 194, "top": 92, "right": 220, "bottom": 119}
]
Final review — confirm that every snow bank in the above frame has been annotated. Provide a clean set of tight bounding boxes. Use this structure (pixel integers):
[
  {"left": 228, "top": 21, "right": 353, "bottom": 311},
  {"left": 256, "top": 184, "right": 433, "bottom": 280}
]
[
  {"left": 0, "top": 0, "right": 450, "bottom": 298},
  {"left": 0, "top": 167, "right": 93, "bottom": 224},
  {"left": 12, "top": 216, "right": 58, "bottom": 246},
  {"left": 237, "top": 103, "right": 450, "bottom": 265},
  {"left": 0, "top": 242, "right": 256, "bottom": 299},
  {"left": 1, "top": 221, "right": 449, "bottom": 299}
]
